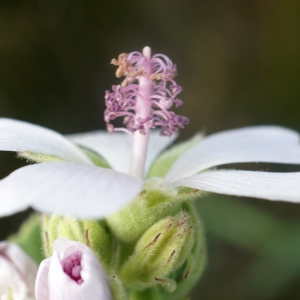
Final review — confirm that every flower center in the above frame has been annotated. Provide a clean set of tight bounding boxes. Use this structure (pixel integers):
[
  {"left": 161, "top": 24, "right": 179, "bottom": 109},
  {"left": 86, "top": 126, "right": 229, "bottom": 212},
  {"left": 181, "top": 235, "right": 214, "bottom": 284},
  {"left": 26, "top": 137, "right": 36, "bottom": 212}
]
[
  {"left": 105, "top": 46, "right": 189, "bottom": 178},
  {"left": 62, "top": 252, "right": 84, "bottom": 284}
]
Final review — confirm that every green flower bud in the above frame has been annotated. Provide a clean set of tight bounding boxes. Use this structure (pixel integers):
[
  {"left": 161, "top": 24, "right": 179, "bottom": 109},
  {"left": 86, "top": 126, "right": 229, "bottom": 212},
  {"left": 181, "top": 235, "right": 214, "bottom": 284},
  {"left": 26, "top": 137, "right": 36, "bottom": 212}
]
[
  {"left": 119, "top": 211, "right": 195, "bottom": 292},
  {"left": 164, "top": 203, "right": 207, "bottom": 300},
  {"left": 42, "top": 215, "right": 114, "bottom": 272}
]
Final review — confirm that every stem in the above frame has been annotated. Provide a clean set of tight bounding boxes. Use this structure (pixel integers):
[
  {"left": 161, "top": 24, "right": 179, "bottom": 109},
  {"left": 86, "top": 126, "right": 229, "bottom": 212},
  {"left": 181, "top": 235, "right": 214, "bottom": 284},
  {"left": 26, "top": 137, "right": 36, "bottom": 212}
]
[{"left": 130, "top": 47, "right": 152, "bottom": 178}]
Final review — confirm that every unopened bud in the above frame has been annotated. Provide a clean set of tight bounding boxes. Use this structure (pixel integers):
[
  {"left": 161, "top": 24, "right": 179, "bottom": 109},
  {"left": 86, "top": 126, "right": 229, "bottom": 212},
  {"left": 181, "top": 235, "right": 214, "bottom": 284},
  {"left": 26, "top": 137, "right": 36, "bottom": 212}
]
[{"left": 119, "top": 211, "right": 195, "bottom": 292}]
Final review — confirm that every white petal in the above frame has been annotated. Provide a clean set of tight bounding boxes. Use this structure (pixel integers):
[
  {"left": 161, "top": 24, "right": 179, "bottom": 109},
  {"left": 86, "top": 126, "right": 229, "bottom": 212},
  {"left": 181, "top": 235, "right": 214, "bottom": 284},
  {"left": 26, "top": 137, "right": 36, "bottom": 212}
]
[
  {"left": 0, "top": 242, "right": 38, "bottom": 291},
  {"left": 80, "top": 251, "right": 111, "bottom": 300},
  {"left": 68, "top": 131, "right": 132, "bottom": 173},
  {"left": 0, "top": 118, "right": 91, "bottom": 164},
  {"left": 0, "top": 242, "right": 38, "bottom": 299},
  {"left": 68, "top": 130, "right": 177, "bottom": 174},
  {"left": 166, "top": 126, "right": 300, "bottom": 181},
  {"left": 0, "top": 162, "right": 143, "bottom": 219},
  {"left": 174, "top": 170, "right": 300, "bottom": 202},
  {"left": 35, "top": 258, "right": 51, "bottom": 300}
]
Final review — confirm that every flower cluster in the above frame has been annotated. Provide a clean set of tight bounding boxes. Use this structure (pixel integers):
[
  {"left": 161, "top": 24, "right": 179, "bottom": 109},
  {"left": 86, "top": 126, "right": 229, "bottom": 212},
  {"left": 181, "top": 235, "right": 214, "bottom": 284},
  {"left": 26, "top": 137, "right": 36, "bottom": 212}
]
[{"left": 0, "top": 47, "right": 299, "bottom": 300}]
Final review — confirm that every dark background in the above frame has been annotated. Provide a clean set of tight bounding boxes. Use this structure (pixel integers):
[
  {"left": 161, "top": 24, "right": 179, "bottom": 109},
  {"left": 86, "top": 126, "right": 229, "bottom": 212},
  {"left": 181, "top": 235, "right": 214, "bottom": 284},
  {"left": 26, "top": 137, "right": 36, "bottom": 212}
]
[{"left": 0, "top": 1, "right": 300, "bottom": 299}]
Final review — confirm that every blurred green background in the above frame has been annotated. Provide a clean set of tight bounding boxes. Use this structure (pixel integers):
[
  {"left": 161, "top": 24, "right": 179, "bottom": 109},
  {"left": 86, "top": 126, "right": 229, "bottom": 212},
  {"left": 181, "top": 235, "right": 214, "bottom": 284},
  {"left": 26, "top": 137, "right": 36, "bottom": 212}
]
[{"left": 0, "top": 0, "right": 300, "bottom": 299}]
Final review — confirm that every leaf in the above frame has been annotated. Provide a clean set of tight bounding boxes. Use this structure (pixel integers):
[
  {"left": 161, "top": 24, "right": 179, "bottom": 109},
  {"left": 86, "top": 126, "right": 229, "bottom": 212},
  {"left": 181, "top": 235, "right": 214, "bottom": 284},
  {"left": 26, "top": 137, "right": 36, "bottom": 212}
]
[{"left": 9, "top": 213, "right": 44, "bottom": 263}]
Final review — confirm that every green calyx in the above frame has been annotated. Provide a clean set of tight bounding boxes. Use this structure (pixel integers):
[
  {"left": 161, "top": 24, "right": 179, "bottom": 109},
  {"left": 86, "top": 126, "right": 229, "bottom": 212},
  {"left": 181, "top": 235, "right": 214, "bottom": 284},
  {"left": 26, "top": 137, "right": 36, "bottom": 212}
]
[
  {"left": 106, "top": 178, "right": 183, "bottom": 243},
  {"left": 42, "top": 215, "right": 114, "bottom": 272},
  {"left": 119, "top": 211, "right": 195, "bottom": 292},
  {"left": 106, "top": 177, "right": 206, "bottom": 244},
  {"left": 116, "top": 202, "right": 207, "bottom": 300}
]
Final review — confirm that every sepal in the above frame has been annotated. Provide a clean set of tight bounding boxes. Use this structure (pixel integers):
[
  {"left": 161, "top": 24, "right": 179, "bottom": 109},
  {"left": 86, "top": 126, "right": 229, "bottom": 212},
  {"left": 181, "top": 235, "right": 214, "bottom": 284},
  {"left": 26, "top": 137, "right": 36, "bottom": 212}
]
[
  {"left": 148, "top": 133, "right": 203, "bottom": 178},
  {"left": 18, "top": 151, "right": 64, "bottom": 163},
  {"left": 119, "top": 212, "right": 195, "bottom": 292},
  {"left": 106, "top": 178, "right": 182, "bottom": 243},
  {"left": 42, "top": 215, "right": 113, "bottom": 272},
  {"left": 109, "top": 274, "right": 129, "bottom": 300}
]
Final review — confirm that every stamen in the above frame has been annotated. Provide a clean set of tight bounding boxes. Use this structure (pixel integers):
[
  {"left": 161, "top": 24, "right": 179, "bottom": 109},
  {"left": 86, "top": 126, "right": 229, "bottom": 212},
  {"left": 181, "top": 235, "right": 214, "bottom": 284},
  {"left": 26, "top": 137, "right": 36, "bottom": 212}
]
[
  {"left": 62, "top": 252, "right": 84, "bottom": 284},
  {"left": 105, "top": 46, "right": 189, "bottom": 178}
]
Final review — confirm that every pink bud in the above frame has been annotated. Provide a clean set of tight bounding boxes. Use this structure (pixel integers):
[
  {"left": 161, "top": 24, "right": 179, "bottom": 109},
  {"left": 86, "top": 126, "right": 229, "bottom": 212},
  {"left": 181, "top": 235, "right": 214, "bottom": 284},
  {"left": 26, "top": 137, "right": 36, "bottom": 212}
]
[
  {"left": 35, "top": 237, "right": 111, "bottom": 300},
  {"left": 0, "top": 241, "right": 38, "bottom": 299}
]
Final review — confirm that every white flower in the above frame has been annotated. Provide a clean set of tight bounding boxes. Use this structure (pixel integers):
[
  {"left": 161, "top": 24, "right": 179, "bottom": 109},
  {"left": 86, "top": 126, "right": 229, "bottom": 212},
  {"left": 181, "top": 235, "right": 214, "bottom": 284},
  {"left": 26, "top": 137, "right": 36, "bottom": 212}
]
[
  {"left": 35, "top": 237, "right": 111, "bottom": 300},
  {"left": 0, "top": 241, "right": 38, "bottom": 300},
  {"left": 0, "top": 118, "right": 300, "bottom": 219}
]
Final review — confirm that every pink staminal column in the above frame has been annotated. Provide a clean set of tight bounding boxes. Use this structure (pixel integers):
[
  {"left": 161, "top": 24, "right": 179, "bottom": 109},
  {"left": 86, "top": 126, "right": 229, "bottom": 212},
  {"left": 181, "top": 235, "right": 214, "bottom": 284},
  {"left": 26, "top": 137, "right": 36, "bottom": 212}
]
[
  {"left": 130, "top": 46, "right": 153, "bottom": 178},
  {"left": 105, "top": 46, "right": 189, "bottom": 179}
]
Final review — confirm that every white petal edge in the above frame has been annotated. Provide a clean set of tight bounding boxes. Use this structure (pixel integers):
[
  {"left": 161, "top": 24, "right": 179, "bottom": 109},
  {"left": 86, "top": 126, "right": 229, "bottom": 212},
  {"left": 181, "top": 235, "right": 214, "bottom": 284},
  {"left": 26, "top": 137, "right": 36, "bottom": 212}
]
[
  {"left": 35, "top": 258, "right": 51, "bottom": 300},
  {"left": 0, "top": 118, "right": 92, "bottom": 164},
  {"left": 68, "top": 130, "right": 177, "bottom": 175},
  {"left": 0, "top": 162, "right": 143, "bottom": 219},
  {"left": 174, "top": 170, "right": 300, "bottom": 202},
  {"left": 166, "top": 126, "right": 300, "bottom": 181}
]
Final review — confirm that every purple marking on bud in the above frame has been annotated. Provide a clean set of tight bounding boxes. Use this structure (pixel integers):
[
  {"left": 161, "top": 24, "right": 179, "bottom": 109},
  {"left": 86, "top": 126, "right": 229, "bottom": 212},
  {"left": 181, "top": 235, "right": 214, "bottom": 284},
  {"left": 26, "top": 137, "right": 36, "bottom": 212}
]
[
  {"left": 62, "top": 251, "right": 84, "bottom": 285},
  {"left": 105, "top": 49, "right": 189, "bottom": 137}
]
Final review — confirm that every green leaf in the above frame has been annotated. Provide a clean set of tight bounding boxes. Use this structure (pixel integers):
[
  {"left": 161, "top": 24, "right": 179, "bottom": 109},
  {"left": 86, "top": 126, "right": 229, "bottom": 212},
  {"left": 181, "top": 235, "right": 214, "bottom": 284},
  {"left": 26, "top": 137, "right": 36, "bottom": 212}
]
[{"left": 9, "top": 213, "right": 44, "bottom": 263}]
